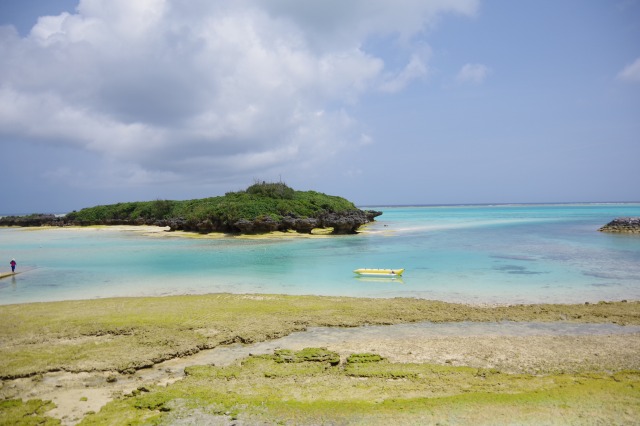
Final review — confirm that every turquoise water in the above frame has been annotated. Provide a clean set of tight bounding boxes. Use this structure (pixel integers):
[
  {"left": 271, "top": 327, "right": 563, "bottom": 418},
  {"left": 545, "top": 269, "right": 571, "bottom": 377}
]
[{"left": 1, "top": 204, "right": 639, "bottom": 305}]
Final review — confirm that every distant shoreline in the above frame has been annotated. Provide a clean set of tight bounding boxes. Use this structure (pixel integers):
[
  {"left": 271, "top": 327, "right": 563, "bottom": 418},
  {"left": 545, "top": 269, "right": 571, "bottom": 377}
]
[{"left": 359, "top": 201, "right": 640, "bottom": 208}]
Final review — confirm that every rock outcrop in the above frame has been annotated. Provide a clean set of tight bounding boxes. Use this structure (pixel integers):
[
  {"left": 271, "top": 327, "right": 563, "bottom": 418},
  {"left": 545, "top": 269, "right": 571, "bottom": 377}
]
[
  {"left": 599, "top": 217, "right": 640, "bottom": 234},
  {"left": 0, "top": 214, "right": 64, "bottom": 227},
  {"left": 170, "top": 209, "right": 382, "bottom": 234},
  {"left": 318, "top": 210, "right": 379, "bottom": 234}
]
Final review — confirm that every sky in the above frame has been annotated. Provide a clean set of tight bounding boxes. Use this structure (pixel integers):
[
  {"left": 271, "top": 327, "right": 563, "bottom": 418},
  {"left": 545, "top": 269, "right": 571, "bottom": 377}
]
[{"left": 0, "top": 0, "right": 639, "bottom": 214}]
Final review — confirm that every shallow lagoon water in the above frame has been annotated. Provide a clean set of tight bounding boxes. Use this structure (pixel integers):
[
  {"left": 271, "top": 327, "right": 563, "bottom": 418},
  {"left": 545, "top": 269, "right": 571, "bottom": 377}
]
[{"left": 1, "top": 203, "right": 639, "bottom": 305}]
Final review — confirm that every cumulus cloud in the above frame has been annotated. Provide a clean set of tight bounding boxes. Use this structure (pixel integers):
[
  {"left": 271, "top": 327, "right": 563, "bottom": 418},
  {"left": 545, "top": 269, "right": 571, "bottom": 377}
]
[
  {"left": 456, "top": 63, "right": 491, "bottom": 84},
  {"left": 617, "top": 57, "right": 640, "bottom": 82},
  {"left": 0, "top": 0, "right": 479, "bottom": 188}
]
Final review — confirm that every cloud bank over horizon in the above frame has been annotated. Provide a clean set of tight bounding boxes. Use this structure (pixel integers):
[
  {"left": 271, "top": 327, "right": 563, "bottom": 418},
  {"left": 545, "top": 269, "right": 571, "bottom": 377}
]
[{"left": 0, "top": 0, "right": 477, "bottom": 191}]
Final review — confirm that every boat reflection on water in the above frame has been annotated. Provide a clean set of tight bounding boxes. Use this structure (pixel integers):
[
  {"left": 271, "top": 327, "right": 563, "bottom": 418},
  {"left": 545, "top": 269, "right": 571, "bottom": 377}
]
[{"left": 353, "top": 276, "right": 404, "bottom": 284}]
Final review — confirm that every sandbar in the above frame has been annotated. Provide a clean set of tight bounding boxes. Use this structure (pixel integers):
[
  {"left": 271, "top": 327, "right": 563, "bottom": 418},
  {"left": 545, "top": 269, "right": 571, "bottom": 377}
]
[
  {"left": 0, "top": 272, "right": 17, "bottom": 280},
  {"left": 10, "top": 224, "right": 343, "bottom": 239}
]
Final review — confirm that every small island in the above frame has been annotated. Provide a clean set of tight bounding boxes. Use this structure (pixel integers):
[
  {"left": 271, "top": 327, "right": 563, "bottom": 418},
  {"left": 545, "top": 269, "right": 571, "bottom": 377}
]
[{"left": 0, "top": 182, "right": 381, "bottom": 235}]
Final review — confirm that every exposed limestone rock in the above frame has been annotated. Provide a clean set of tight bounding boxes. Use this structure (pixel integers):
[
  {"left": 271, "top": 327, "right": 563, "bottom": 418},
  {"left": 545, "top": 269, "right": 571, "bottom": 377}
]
[
  {"left": 281, "top": 216, "right": 319, "bottom": 234},
  {"left": 234, "top": 217, "right": 280, "bottom": 234},
  {"left": 1, "top": 210, "right": 383, "bottom": 235},
  {"left": 319, "top": 210, "right": 372, "bottom": 234},
  {"left": 599, "top": 217, "right": 640, "bottom": 234}
]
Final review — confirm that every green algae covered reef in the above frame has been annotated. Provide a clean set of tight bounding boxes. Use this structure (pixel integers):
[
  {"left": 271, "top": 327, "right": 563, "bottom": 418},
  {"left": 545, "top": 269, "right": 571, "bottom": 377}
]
[
  {"left": 0, "top": 294, "right": 639, "bottom": 424},
  {"left": 84, "top": 349, "right": 640, "bottom": 425},
  {"left": 1, "top": 295, "right": 638, "bottom": 379}
]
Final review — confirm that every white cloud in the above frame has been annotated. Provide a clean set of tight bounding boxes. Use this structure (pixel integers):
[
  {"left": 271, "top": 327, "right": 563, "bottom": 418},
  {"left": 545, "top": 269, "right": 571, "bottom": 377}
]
[
  {"left": 359, "top": 133, "right": 374, "bottom": 146},
  {"left": 261, "top": 0, "right": 479, "bottom": 48},
  {"left": 456, "top": 63, "right": 491, "bottom": 84},
  {"left": 0, "top": 0, "right": 479, "bottom": 188},
  {"left": 617, "top": 57, "right": 640, "bottom": 82},
  {"left": 379, "top": 54, "right": 429, "bottom": 93}
]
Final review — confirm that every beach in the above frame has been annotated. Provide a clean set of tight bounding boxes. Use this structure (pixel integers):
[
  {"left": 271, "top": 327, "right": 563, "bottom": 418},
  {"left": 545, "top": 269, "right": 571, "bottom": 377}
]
[{"left": 1, "top": 294, "right": 639, "bottom": 424}]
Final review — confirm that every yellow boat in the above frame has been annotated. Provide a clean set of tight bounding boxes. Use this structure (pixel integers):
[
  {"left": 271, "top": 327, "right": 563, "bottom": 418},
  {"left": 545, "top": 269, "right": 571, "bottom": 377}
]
[{"left": 353, "top": 268, "right": 404, "bottom": 277}]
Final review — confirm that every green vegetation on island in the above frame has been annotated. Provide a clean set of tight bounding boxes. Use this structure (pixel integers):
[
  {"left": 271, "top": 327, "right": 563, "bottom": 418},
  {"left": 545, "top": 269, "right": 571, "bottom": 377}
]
[
  {"left": 66, "top": 182, "right": 355, "bottom": 223},
  {"left": 1, "top": 182, "right": 381, "bottom": 234}
]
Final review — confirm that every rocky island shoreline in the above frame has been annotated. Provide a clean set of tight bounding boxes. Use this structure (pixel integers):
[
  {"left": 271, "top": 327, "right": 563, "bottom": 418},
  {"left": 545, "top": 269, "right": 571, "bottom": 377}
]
[
  {"left": 0, "top": 182, "right": 382, "bottom": 235},
  {"left": 599, "top": 217, "right": 640, "bottom": 233},
  {"left": 0, "top": 209, "right": 381, "bottom": 235}
]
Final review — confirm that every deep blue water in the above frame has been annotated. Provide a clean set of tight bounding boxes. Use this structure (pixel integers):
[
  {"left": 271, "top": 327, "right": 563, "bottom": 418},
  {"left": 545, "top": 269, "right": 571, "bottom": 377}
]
[{"left": 1, "top": 204, "right": 639, "bottom": 305}]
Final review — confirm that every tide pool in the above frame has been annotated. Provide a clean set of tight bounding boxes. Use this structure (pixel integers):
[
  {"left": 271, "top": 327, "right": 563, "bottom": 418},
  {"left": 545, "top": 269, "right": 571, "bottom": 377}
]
[{"left": 1, "top": 203, "right": 639, "bottom": 305}]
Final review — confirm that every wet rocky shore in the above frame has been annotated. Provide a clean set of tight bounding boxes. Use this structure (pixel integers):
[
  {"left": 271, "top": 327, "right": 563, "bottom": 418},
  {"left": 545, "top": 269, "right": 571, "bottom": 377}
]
[
  {"left": 0, "top": 209, "right": 382, "bottom": 234},
  {"left": 599, "top": 217, "right": 640, "bottom": 233}
]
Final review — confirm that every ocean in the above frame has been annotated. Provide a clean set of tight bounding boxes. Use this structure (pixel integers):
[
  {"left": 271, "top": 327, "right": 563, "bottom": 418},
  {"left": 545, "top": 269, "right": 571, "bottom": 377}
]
[{"left": 1, "top": 203, "right": 639, "bottom": 305}]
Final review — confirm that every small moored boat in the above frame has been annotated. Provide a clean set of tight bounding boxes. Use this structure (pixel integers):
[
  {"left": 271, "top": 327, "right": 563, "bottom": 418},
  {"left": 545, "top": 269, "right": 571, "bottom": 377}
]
[{"left": 353, "top": 268, "right": 404, "bottom": 277}]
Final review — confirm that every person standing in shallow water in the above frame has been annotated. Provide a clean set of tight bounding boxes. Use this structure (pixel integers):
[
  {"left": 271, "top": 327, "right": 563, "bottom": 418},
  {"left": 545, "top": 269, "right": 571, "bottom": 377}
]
[{"left": 10, "top": 259, "right": 16, "bottom": 273}]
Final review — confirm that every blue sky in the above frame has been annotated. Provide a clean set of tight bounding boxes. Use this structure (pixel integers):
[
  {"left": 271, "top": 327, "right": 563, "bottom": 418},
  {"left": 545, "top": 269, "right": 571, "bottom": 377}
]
[{"left": 0, "top": 0, "right": 638, "bottom": 214}]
